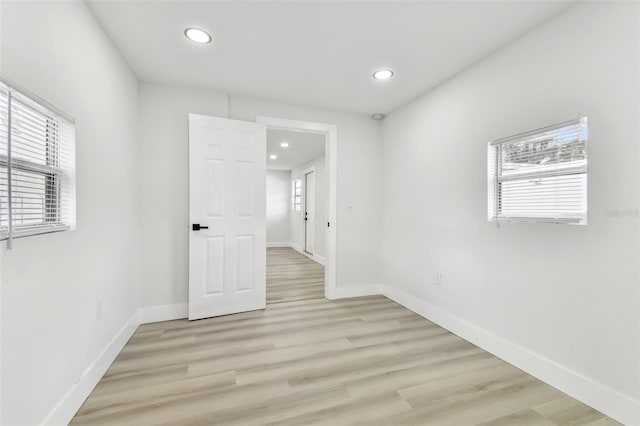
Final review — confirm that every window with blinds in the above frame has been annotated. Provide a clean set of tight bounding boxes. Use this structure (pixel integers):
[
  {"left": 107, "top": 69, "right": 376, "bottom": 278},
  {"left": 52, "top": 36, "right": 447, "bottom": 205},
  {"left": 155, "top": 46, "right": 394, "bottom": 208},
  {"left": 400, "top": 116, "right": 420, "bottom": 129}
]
[
  {"left": 488, "top": 117, "right": 587, "bottom": 225},
  {"left": 292, "top": 178, "right": 302, "bottom": 212},
  {"left": 0, "top": 80, "right": 76, "bottom": 241}
]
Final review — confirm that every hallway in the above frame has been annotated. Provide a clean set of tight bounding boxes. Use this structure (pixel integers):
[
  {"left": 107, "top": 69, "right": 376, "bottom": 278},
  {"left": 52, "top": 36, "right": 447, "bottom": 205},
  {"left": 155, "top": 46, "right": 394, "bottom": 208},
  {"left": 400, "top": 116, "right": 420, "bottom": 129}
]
[{"left": 267, "top": 247, "right": 325, "bottom": 304}]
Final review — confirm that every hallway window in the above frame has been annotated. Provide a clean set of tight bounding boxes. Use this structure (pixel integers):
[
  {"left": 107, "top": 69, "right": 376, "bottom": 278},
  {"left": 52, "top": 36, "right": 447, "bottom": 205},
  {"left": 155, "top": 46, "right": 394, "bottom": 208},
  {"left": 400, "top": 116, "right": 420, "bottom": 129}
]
[
  {"left": 292, "top": 178, "right": 301, "bottom": 211},
  {"left": 488, "top": 117, "right": 588, "bottom": 225},
  {"left": 0, "top": 80, "right": 76, "bottom": 240}
]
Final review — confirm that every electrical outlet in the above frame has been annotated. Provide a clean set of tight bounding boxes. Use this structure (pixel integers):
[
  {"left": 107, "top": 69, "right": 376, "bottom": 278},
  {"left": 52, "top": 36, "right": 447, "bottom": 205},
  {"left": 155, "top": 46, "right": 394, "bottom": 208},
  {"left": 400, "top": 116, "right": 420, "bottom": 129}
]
[
  {"left": 96, "top": 299, "right": 103, "bottom": 320},
  {"left": 435, "top": 273, "right": 442, "bottom": 286}
]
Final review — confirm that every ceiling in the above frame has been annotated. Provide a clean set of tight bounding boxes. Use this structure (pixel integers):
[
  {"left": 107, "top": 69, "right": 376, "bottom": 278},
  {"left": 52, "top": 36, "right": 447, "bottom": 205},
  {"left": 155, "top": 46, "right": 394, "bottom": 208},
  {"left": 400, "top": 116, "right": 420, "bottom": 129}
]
[
  {"left": 87, "top": 1, "right": 574, "bottom": 115},
  {"left": 267, "top": 129, "right": 325, "bottom": 171}
]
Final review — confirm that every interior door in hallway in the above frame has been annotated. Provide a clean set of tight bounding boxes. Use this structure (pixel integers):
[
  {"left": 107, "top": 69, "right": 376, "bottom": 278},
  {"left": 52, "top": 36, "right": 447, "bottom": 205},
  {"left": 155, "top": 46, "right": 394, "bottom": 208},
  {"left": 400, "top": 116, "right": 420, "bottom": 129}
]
[
  {"left": 188, "top": 114, "right": 267, "bottom": 320},
  {"left": 304, "top": 170, "right": 315, "bottom": 255}
]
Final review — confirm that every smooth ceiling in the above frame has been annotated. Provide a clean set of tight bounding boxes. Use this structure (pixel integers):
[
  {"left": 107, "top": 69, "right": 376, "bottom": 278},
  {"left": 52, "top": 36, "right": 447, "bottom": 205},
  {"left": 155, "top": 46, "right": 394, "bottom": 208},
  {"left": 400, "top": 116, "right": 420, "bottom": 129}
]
[
  {"left": 87, "top": 1, "right": 574, "bottom": 114},
  {"left": 267, "top": 129, "right": 325, "bottom": 171}
]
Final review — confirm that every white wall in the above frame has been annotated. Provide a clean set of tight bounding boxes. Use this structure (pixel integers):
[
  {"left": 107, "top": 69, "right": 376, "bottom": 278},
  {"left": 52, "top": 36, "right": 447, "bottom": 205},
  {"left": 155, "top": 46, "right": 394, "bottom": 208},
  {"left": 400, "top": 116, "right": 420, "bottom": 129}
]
[
  {"left": 0, "top": 2, "right": 140, "bottom": 425},
  {"left": 138, "top": 82, "right": 382, "bottom": 309},
  {"left": 380, "top": 2, "right": 639, "bottom": 424},
  {"left": 5, "top": 2, "right": 632, "bottom": 425},
  {"left": 266, "top": 170, "right": 291, "bottom": 245},
  {"left": 290, "top": 154, "right": 326, "bottom": 260}
]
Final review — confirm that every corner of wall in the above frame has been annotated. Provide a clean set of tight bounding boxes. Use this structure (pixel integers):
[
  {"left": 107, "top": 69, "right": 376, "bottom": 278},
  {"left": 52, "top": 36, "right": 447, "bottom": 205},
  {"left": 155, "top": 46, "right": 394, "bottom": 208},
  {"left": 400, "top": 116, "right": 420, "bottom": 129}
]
[
  {"left": 41, "top": 311, "right": 140, "bottom": 426},
  {"left": 40, "top": 300, "right": 191, "bottom": 425}
]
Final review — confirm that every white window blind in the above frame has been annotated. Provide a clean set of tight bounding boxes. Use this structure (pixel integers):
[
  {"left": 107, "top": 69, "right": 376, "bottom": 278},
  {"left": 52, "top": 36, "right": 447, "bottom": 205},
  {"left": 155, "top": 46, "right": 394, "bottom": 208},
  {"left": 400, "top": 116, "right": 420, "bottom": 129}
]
[
  {"left": 292, "top": 178, "right": 302, "bottom": 212},
  {"left": 0, "top": 80, "right": 76, "bottom": 243},
  {"left": 488, "top": 117, "right": 587, "bottom": 225}
]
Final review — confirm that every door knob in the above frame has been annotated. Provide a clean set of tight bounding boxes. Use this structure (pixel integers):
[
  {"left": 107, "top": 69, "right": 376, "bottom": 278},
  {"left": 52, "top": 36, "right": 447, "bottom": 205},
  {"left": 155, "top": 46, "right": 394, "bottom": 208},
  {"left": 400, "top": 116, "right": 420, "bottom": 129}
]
[{"left": 192, "top": 224, "right": 209, "bottom": 231}]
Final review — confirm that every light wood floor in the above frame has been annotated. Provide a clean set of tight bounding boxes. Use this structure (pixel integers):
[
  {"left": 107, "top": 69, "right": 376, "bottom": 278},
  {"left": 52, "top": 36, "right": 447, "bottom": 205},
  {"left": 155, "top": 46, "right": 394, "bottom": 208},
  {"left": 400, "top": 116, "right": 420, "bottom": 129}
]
[
  {"left": 71, "top": 295, "right": 618, "bottom": 425},
  {"left": 267, "top": 247, "right": 324, "bottom": 304}
]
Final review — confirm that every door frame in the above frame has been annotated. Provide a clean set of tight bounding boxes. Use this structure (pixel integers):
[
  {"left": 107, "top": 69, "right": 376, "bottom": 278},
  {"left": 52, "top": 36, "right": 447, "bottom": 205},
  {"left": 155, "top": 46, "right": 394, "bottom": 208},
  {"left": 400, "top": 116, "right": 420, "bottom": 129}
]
[
  {"left": 303, "top": 166, "right": 316, "bottom": 255},
  {"left": 256, "top": 116, "right": 337, "bottom": 300}
]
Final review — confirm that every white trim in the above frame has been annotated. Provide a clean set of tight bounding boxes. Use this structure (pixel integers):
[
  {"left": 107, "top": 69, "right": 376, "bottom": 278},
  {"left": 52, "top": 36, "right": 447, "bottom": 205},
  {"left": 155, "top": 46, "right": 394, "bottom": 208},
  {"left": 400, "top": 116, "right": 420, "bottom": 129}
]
[
  {"left": 257, "top": 116, "right": 337, "bottom": 300},
  {"left": 0, "top": 224, "right": 71, "bottom": 241},
  {"left": 139, "top": 303, "right": 188, "bottom": 324},
  {"left": 266, "top": 242, "right": 292, "bottom": 248},
  {"left": 289, "top": 243, "right": 325, "bottom": 266},
  {"left": 331, "top": 284, "right": 381, "bottom": 300},
  {"left": 0, "top": 74, "right": 75, "bottom": 124},
  {"left": 41, "top": 311, "right": 139, "bottom": 426},
  {"left": 380, "top": 284, "right": 640, "bottom": 426}
]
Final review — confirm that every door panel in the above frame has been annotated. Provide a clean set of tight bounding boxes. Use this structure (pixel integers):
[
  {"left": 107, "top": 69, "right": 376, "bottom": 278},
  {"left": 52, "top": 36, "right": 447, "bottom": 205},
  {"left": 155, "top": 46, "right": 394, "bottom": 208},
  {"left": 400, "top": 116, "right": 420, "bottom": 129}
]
[
  {"left": 236, "top": 235, "right": 254, "bottom": 291},
  {"left": 205, "top": 236, "right": 225, "bottom": 295},
  {"left": 188, "top": 114, "right": 266, "bottom": 320},
  {"left": 206, "top": 159, "right": 225, "bottom": 216},
  {"left": 236, "top": 161, "right": 254, "bottom": 216}
]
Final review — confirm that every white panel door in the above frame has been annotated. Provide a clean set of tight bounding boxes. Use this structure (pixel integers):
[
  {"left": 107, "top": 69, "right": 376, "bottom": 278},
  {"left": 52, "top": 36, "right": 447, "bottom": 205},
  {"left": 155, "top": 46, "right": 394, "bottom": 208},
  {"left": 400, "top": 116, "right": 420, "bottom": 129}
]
[
  {"left": 304, "top": 170, "right": 315, "bottom": 255},
  {"left": 188, "top": 114, "right": 266, "bottom": 320}
]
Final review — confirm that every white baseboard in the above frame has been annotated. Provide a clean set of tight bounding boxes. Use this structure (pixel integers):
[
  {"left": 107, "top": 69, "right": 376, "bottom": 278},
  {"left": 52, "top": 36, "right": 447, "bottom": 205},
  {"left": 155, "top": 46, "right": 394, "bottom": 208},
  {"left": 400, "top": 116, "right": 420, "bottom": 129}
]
[
  {"left": 380, "top": 284, "right": 640, "bottom": 426},
  {"left": 41, "top": 304, "right": 189, "bottom": 424},
  {"left": 41, "top": 311, "right": 139, "bottom": 426},
  {"left": 289, "top": 244, "right": 326, "bottom": 266},
  {"left": 330, "top": 283, "right": 381, "bottom": 299},
  {"left": 139, "top": 303, "right": 188, "bottom": 324},
  {"left": 267, "top": 242, "right": 292, "bottom": 248},
  {"left": 46, "top": 286, "right": 638, "bottom": 426}
]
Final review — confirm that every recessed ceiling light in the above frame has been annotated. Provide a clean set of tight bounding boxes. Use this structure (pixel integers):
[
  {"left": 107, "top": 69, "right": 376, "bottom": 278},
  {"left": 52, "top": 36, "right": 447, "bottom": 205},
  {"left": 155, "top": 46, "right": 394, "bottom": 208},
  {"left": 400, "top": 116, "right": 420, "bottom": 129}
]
[
  {"left": 184, "top": 28, "right": 212, "bottom": 44},
  {"left": 280, "top": 142, "right": 289, "bottom": 148},
  {"left": 371, "top": 113, "right": 386, "bottom": 120},
  {"left": 373, "top": 69, "right": 394, "bottom": 80},
  {"left": 269, "top": 154, "right": 277, "bottom": 160}
]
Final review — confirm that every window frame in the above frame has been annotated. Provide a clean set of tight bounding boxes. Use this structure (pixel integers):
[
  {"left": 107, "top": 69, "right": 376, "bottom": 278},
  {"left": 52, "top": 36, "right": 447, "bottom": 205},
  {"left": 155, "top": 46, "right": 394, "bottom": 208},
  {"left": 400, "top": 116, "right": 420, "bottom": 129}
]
[
  {"left": 488, "top": 117, "right": 588, "bottom": 225},
  {"left": 292, "top": 178, "right": 302, "bottom": 212},
  {"left": 0, "top": 78, "right": 75, "bottom": 240}
]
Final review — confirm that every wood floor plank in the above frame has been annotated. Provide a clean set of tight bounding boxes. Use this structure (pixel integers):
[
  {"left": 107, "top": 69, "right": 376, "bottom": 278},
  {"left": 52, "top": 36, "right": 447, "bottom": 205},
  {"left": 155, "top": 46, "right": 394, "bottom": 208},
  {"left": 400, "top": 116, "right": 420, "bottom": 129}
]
[
  {"left": 71, "top": 249, "right": 620, "bottom": 426},
  {"left": 475, "top": 408, "right": 556, "bottom": 426},
  {"left": 267, "top": 247, "right": 324, "bottom": 304},
  {"left": 176, "top": 384, "right": 352, "bottom": 426},
  {"left": 532, "top": 395, "right": 620, "bottom": 426},
  {"left": 267, "top": 392, "right": 414, "bottom": 426}
]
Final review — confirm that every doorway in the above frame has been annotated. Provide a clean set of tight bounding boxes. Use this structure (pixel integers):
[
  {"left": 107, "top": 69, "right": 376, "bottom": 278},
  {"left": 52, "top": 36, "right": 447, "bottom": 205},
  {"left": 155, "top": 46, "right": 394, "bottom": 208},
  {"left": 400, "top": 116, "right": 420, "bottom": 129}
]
[
  {"left": 265, "top": 129, "right": 324, "bottom": 304},
  {"left": 304, "top": 168, "right": 315, "bottom": 255},
  {"left": 187, "top": 114, "right": 337, "bottom": 320},
  {"left": 258, "top": 116, "right": 337, "bottom": 301}
]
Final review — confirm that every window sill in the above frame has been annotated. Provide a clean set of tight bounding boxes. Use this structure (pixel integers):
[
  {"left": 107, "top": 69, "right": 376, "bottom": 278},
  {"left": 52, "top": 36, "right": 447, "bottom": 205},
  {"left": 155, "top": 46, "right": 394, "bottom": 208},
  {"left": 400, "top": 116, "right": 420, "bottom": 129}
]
[
  {"left": 490, "top": 217, "right": 586, "bottom": 225},
  {"left": 0, "top": 224, "right": 72, "bottom": 240}
]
